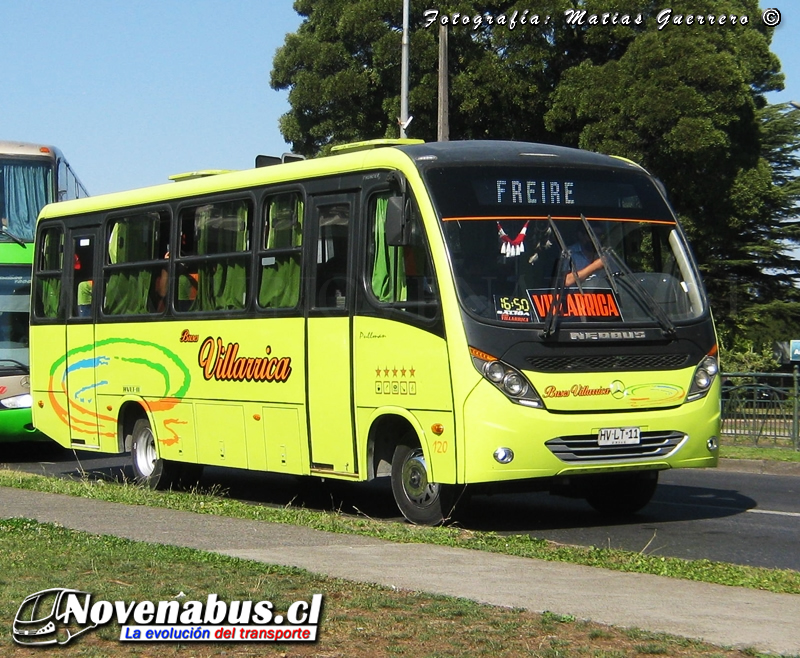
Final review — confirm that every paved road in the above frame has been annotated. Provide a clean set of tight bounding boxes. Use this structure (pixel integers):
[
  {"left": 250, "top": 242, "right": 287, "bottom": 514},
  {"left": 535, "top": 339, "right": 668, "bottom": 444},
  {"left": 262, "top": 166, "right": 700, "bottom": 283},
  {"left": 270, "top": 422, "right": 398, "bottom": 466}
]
[
  {"left": 2, "top": 484, "right": 800, "bottom": 655},
  {"left": 3, "top": 442, "right": 800, "bottom": 571}
]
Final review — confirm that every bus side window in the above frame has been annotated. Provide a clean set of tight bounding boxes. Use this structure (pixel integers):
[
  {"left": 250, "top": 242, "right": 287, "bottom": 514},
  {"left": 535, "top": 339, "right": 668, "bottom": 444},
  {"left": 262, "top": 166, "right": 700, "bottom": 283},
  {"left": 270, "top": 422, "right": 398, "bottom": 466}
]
[
  {"left": 367, "top": 192, "right": 437, "bottom": 319},
  {"left": 258, "top": 192, "right": 303, "bottom": 309},
  {"left": 57, "top": 158, "right": 88, "bottom": 201},
  {"left": 33, "top": 226, "right": 64, "bottom": 319},
  {"left": 102, "top": 212, "right": 169, "bottom": 316},
  {"left": 177, "top": 199, "right": 251, "bottom": 313},
  {"left": 315, "top": 203, "right": 350, "bottom": 309}
]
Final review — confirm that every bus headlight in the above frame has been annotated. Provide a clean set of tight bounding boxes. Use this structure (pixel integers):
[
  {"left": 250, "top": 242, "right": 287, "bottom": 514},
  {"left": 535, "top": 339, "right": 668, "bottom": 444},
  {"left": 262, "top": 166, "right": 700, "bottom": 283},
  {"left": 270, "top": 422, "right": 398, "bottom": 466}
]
[
  {"left": 1, "top": 394, "right": 33, "bottom": 409},
  {"left": 469, "top": 347, "right": 544, "bottom": 408},
  {"left": 686, "top": 353, "right": 719, "bottom": 402},
  {"left": 503, "top": 372, "right": 527, "bottom": 397},
  {"left": 485, "top": 361, "right": 506, "bottom": 384}
]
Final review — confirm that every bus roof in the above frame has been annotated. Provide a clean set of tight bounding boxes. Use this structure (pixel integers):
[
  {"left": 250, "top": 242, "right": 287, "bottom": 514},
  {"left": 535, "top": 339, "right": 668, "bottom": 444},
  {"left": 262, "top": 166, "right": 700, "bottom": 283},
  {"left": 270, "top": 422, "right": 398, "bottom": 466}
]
[
  {"left": 37, "top": 140, "right": 650, "bottom": 220},
  {"left": 168, "top": 170, "right": 236, "bottom": 182},
  {"left": 0, "top": 140, "right": 60, "bottom": 160},
  {"left": 394, "top": 140, "right": 649, "bottom": 173}
]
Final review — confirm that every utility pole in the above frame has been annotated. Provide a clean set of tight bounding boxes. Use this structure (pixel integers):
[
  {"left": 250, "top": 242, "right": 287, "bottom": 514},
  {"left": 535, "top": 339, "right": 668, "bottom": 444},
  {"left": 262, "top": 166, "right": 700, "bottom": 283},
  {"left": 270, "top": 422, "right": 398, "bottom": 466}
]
[
  {"left": 399, "top": 0, "right": 410, "bottom": 138},
  {"left": 437, "top": 23, "right": 449, "bottom": 141}
]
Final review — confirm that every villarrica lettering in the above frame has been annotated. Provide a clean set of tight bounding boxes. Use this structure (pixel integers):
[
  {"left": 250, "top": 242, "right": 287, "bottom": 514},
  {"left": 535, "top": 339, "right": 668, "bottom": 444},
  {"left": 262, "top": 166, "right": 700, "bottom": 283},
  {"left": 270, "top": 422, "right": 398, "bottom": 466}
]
[{"left": 198, "top": 337, "right": 292, "bottom": 383}]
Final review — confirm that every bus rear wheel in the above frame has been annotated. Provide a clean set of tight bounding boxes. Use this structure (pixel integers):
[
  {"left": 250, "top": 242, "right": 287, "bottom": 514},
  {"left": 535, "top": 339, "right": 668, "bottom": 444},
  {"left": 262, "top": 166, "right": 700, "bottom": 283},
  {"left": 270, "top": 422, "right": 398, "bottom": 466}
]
[
  {"left": 583, "top": 471, "right": 659, "bottom": 517},
  {"left": 391, "top": 444, "right": 453, "bottom": 526},
  {"left": 130, "top": 418, "right": 201, "bottom": 490}
]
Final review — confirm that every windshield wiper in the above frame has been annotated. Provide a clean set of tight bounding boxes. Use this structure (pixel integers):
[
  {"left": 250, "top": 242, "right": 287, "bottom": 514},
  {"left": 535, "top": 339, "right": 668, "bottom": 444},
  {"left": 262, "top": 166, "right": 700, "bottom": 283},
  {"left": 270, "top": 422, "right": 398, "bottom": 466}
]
[
  {"left": 580, "top": 215, "right": 619, "bottom": 296},
  {"left": 602, "top": 248, "right": 676, "bottom": 338},
  {"left": 0, "top": 358, "right": 28, "bottom": 370},
  {"left": 0, "top": 227, "right": 27, "bottom": 249},
  {"left": 540, "top": 217, "right": 585, "bottom": 339}
]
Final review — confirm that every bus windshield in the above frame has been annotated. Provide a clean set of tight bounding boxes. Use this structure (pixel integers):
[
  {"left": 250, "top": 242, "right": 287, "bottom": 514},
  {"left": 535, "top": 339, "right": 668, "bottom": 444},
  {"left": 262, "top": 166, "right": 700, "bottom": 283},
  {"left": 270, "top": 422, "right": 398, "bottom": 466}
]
[
  {"left": 426, "top": 165, "right": 705, "bottom": 328},
  {"left": 0, "top": 265, "right": 31, "bottom": 367},
  {"left": 1, "top": 159, "right": 54, "bottom": 242}
]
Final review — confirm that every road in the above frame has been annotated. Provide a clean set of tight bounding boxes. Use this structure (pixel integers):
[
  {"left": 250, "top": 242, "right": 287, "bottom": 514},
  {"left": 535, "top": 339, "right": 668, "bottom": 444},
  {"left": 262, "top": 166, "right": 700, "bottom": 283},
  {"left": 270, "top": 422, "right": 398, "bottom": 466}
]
[{"left": 2, "top": 441, "right": 798, "bottom": 571}]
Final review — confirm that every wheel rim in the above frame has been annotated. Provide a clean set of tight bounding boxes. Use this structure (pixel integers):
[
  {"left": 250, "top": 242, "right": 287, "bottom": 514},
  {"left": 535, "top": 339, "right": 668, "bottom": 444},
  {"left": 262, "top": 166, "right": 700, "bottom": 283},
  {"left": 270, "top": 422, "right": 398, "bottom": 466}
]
[
  {"left": 133, "top": 427, "right": 157, "bottom": 478},
  {"left": 401, "top": 449, "right": 437, "bottom": 508}
]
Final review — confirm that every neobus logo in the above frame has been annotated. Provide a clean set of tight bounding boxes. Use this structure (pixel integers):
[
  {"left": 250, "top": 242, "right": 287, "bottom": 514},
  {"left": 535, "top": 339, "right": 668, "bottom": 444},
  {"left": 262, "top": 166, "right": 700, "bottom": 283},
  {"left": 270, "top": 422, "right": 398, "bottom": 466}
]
[
  {"left": 197, "top": 337, "right": 292, "bottom": 383},
  {"left": 569, "top": 330, "right": 648, "bottom": 340}
]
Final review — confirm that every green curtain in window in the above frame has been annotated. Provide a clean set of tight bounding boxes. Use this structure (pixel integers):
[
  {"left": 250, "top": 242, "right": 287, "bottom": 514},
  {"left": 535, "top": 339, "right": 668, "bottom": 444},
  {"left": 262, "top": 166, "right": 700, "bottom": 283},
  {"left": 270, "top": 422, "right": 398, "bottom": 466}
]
[
  {"left": 266, "top": 195, "right": 302, "bottom": 249},
  {"left": 104, "top": 271, "right": 151, "bottom": 315},
  {"left": 259, "top": 197, "right": 302, "bottom": 308},
  {"left": 259, "top": 257, "right": 300, "bottom": 308},
  {"left": 195, "top": 203, "right": 248, "bottom": 311},
  {"left": 104, "top": 220, "right": 152, "bottom": 315},
  {"left": 371, "top": 197, "right": 406, "bottom": 302},
  {"left": 39, "top": 230, "right": 62, "bottom": 317},
  {"left": 39, "top": 278, "right": 61, "bottom": 318}
]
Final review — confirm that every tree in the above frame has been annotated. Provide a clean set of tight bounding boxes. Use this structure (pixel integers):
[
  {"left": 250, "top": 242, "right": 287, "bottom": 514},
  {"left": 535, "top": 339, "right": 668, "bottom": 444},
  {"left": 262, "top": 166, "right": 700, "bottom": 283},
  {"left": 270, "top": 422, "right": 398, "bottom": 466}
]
[
  {"left": 271, "top": 0, "right": 586, "bottom": 152},
  {"left": 271, "top": 0, "right": 800, "bottom": 341},
  {"left": 544, "top": 0, "right": 791, "bottom": 339}
]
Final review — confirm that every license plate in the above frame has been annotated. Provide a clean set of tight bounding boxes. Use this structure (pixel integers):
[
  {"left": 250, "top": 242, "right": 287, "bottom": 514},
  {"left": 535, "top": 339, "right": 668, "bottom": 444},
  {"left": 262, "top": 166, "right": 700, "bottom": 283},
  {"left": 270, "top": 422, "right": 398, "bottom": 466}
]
[{"left": 598, "top": 427, "right": 641, "bottom": 446}]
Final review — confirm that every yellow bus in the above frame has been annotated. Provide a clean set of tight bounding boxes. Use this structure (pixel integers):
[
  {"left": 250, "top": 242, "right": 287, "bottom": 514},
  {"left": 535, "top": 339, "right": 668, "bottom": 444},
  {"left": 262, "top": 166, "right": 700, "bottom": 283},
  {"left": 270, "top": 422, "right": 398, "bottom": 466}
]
[{"left": 30, "top": 139, "right": 720, "bottom": 524}]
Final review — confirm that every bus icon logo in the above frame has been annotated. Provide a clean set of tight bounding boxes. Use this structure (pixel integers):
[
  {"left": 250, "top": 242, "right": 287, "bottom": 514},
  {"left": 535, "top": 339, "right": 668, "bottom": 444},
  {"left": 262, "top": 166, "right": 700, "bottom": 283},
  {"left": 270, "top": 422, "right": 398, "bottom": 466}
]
[{"left": 13, "top": 588, "right": 97, "bottom": 646}]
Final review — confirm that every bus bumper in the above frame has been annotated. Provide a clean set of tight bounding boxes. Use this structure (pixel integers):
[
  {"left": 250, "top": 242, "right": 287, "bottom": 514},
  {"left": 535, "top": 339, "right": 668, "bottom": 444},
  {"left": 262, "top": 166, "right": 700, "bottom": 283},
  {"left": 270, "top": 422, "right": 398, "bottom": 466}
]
[
  {"left": 461, "top": 381, "right": 720, "bottom": 484},
  {"left": 0, "top": 408, "right": 45, "bottom": 443}
]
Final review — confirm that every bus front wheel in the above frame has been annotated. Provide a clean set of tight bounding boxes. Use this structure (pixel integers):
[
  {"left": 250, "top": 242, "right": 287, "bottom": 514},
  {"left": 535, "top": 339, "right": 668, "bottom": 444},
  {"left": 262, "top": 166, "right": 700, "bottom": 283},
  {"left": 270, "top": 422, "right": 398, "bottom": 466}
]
[
  {"left": 391, "top": 444, "right": 453, "bottom": 525},
  {"left": 130, "top": 418, "right": 201, "bottom": 489}
]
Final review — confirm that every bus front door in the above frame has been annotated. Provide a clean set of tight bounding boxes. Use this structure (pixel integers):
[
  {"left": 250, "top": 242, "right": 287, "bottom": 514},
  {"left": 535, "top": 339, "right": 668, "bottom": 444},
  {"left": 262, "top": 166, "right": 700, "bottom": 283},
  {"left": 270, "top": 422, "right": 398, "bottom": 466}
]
[
  {"left": 64, "top": 232, "right": 100, "bottom": 448},
  {"left": 306, "top": 194, "right": 357, "bottom": 475}
]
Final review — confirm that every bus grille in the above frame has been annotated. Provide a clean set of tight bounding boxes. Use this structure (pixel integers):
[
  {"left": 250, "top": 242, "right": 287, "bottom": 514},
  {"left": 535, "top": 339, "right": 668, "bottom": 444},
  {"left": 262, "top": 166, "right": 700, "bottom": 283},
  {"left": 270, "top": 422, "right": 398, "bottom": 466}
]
[
  {"left": 525, "top": 353, "right": 689, "bottom": 372},
  {"left": 545, "top": 431, "right": 686, "bottom": 462}
]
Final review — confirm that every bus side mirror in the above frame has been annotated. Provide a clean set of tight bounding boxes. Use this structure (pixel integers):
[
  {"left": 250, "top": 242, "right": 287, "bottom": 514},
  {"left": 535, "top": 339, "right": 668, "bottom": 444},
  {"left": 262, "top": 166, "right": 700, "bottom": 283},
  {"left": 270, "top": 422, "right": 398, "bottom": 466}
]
[{"left": 386, "top": 196, "right": 410, "bottom": 246}]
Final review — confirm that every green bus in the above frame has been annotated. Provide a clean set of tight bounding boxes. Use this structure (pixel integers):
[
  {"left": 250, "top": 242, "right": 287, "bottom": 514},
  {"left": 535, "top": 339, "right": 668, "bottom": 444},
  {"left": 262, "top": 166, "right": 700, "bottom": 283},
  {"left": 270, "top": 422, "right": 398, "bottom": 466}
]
[
  {"left": 0, "top": 140, "right": 87, "bottom": 442},
  {"left": 30, "top": 139, "right": 719, "bottom": 524}
]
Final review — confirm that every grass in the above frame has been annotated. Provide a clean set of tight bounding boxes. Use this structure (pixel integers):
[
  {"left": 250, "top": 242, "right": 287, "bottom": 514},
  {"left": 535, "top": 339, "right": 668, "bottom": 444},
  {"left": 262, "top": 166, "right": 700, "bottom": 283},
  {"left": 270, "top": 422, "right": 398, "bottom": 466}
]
[
  {"left": 2, "top": 467, "right": 800, "bottom": 597},
  {"left": 721, "top": 444, "right": 800, "bottom": 462},
  {"left": 0, "top": 518, "right": 781, "bottom": 657}
]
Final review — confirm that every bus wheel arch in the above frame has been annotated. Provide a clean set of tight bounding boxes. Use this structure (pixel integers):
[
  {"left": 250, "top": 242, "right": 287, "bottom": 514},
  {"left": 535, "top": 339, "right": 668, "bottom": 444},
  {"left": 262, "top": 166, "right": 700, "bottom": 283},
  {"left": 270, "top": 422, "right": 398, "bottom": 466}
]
[
  {"left": 367, "top": 411, "right": 455, "bottom": 525},
  {"left": 118, "top": 400, "right": 147, "bottom": 453},
  {"left": 121, "top": 403, "right": 201, "bottom": 490},
  {"left": 367, "top": 413, "right": 415, "bottom": 480}
]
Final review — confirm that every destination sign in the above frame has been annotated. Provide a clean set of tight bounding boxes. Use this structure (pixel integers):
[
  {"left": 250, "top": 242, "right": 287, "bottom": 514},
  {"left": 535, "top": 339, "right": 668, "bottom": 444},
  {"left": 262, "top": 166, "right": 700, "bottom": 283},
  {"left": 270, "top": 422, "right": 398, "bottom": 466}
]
[
  {"left": 528, "top": 288, "right": 622, "bottom": 323},
  {"left": 495, "top": 179, "right": 576, "bottom": 205},
  {"left": 491, "top": 289, "right": 624, "bottom": 324}
]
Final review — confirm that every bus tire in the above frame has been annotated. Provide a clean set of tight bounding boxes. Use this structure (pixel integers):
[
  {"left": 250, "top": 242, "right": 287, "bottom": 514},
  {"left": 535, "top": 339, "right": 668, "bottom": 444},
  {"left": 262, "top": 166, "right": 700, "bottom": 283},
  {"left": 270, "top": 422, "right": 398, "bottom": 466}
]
[
  {"left": 391, "top": 443, "right": 453, "bottom": 526},
  {"left": 584, "top": 471, "right": 659, "bottom": 517},
  {"left": 130, "top": 418, "right": 196, "bottom": 489}
]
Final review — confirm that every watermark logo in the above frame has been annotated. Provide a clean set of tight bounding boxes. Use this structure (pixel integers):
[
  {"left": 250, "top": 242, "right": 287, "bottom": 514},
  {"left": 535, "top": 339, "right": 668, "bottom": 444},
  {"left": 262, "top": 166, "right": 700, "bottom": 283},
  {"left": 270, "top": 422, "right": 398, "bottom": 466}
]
[
  {"left": 13, "top": 588, "right": 97, "bottom": 646},
  {"left": 13, "top": 588, "right": 323, "bottom": 646},
  {"left": 421, "top": 7, "right": 780, "bottom": 31},
  {"left": 761, "top": 8, "right": 781, "bottom": 27}
]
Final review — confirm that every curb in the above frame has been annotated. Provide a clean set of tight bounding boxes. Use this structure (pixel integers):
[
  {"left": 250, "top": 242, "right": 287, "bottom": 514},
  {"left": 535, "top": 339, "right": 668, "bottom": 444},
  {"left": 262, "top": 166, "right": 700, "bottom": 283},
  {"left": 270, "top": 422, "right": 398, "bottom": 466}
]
[{"left": 718, "top": 457, "right": 800, "bottom": 477}]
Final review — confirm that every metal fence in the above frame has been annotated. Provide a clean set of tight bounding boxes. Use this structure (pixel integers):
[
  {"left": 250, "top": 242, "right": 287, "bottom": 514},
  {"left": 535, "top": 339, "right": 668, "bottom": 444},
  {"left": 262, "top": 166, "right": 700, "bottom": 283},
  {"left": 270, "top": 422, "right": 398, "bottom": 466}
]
[{"left": 721, "top": 369, "right": 800, "bottom": 449}]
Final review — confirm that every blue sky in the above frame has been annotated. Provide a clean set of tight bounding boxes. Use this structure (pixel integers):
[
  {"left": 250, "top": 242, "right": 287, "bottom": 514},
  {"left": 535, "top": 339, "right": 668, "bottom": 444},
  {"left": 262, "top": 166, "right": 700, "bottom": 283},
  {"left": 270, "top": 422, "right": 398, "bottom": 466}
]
[{"left": 2, "top": 2, "right": 798, "bottom": 196}]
